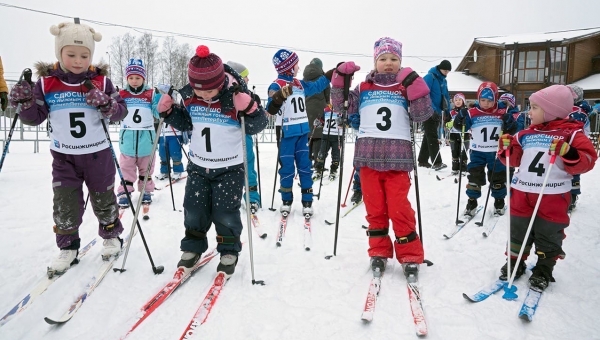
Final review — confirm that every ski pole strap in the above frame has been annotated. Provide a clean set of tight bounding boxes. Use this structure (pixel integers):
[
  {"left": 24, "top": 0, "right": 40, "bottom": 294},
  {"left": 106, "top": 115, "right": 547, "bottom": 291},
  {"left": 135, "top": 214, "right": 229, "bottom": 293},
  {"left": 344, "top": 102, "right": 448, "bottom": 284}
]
[
  {"left": 395, "top": 231, "right": 418, "bottom": 244},
  {"left": 52, "top": 225, "right": 78, "bottom": 235},
  {"left": 185, "top": 229, "right": 207, "bottom": 240},
  {"left": 535, "top": 248, "right": 565, "bottom": 260},
  {"left": 123, "top": 180, "right": 134, "bottom": 187},
  {"left": 138, "top": 175, "right": 151, "bottom": 182},
  {"left": 366, "top": 228, "right": 389, "bottom": 237},
  {"left": 216, "top": 235, "right": 241, "bottom": 245},
  {"left": 278, "top": 186, "right": 293, "bottom": 193}
]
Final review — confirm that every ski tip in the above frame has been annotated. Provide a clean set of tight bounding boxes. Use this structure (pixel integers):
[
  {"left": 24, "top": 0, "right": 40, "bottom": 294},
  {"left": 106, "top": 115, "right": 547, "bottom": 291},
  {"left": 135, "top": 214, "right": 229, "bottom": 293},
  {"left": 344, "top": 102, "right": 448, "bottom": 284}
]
[
  {"left": 260, "top": 233, "right": 267, "bottom": 239},
  {"left": 324, "top": 255, "right": 334, "bottom": 260},
  {"left": 305, "top": 247, "right": 310, "bottom": 251},
  {"left": 361, "top": 225, "right": 368, "bottom": 229},
  {"left": 462, "top": 293, "right": 476, "bottom": 302},
  {"left": 519, "top": 313, "right": 533, "bottom": 322},
  {"left": 276, "top": 242, "right": 281, "bottom": 247},
  {"left": 436, "top": 175, "right": 442, "bottom": 181},
  {"left": 454, "top": 178, "right": 458, "bottom": 183},
  {"left": 324, "top": 220, "right": 334, "bottom": 225},
  {"left": 44, "top": 316, "right": 68, "bottom": 325},
  {"left": 143, "top": 215, "right": 149, "bottom": 220}
]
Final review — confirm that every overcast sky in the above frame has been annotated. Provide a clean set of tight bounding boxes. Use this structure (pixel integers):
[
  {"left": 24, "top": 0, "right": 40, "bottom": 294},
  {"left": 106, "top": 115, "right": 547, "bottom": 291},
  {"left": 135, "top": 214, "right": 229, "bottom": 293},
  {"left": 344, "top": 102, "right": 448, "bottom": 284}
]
[{"left": 1, "top": 0, "right": 599, "bottom": 95}]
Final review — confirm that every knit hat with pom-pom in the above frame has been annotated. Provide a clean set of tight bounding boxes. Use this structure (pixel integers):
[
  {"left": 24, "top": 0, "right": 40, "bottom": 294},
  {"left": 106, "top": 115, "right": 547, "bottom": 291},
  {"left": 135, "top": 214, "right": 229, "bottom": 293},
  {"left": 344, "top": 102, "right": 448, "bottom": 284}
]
[
  {"left": 272, "top": 49, "right": 299, "bottom": 74},
  {"left": 188, "top": 45, "right": 225, "bottom": 90},
  {"left": 50, "top": 21, "right": 102, "bottom": 66}
]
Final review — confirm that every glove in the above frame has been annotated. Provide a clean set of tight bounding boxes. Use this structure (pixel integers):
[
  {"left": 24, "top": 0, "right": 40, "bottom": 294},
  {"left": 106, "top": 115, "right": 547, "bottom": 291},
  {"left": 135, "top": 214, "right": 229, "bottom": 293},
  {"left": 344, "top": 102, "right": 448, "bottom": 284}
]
[
  {"left": 336, "top": 116, "right": 348, "bottom": 127},
  {"left": 313, "top": 118, "right": 323, "bottom": 128},
  {"left": 233, "top": 92, "right": 257, "bottom": 114},
  {"left": 270, "top": 84, "right": 293, "bottom": 105},
  {"left": 396, "top": 67, "right": 429, "bottom": 100},
  {"left": 0, "top": 92, "right": 7, "bottom": 111},
  {"left": 445, "top": 121, "right": 453, "bottom": 129},
  {"left": 85, "top": 88, "right": 117, "bottom": 118},
  {"left": 499, "top": 134, "right": 513, "bottom": 150},
  {"left": 157, "top": 93, "right": 174, "bottom": 117},
  {"left": 454, "top": 109, "right": 467, "bottom": 126},
  {"left": 9, "top": 82, "right": 34, "bottom": 110},
  {"left": 331, "top": 62, "right": 361, "bottom": 88},
  {"left": 549, "top": 139, "right": 570, "bottom": 157}
]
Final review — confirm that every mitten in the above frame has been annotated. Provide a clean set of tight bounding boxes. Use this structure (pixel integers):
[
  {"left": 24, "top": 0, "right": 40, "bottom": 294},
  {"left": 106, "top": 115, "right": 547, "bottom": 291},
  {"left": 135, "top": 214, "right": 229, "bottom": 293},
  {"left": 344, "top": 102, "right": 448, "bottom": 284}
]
[
  {"left": 396, "top": 67, "right": 429, "bottom": 100},
  {"left": 85, "top": 88, "right": 117, "bottom": 118},
  {"left": 445, "top": 121, "right": 453, "bottom": 129},
  {"left": 270, "top": 84, "right": 293, "bottom": 105},
  {"left": 9, "top": 82, "right": 34, "bottom": 110},
  {"left": 336, "top": 115, "right": 348, "bottom": 127},
  {"left": 233, "top": 91, "right": 257, "bottom": 114},
  {"left": 0, "top": 92, "right": 7, "bottom": 111},
  {"left": 499, "top": 134, "right": 513, "bottom": 150},
  {"left": 157, "top": 93, "right": 174, "bottom": 117},
  {"left": 549, "top": 139, "right": 571, "bottom": 157},
  {"left": 331, "top": 62, "right": 361, "bottom": 89}
]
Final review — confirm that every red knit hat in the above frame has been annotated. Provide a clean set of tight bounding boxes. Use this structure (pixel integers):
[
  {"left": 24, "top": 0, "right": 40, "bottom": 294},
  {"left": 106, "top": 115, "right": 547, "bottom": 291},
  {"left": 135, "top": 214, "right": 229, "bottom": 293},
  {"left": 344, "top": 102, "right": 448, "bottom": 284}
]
[{"left": 188, "top": 45, "right": 225, "bottom": 90}]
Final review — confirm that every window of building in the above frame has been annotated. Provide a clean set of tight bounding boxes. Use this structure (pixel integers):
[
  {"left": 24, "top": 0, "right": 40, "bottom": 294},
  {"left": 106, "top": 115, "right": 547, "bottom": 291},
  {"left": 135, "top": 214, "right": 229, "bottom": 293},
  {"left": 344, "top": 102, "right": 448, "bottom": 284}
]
[
  {"left": 500, "top": 50, "right": 514, "bottom": 85},
  {"left": 517, "top": 50, "right": 546, "bottom": 82},
  {"left": 549, "top": 46, "right": 567, "bottom": 84}
]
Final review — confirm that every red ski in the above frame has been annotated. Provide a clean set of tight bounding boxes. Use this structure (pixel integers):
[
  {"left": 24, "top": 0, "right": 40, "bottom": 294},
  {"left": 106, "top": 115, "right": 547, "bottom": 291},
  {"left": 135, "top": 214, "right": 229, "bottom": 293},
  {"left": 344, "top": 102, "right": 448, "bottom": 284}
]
[{"left": 407, "top": 282, "right": 428, "bottom": 336}]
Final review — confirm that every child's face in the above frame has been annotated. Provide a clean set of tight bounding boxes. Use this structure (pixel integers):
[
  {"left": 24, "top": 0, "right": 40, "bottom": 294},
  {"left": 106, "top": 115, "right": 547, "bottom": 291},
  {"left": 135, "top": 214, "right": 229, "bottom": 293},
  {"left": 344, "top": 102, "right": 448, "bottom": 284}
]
[
  {"left": 292, "top": 64, "right": 300, "bottom": 77},
  {"left": 61, "top": 46, "right": 91, "bottom": 74},
  {"left": 376, "top": 53, "right": 401, "bottom": 74},
  {"left": 453, "top": 97, "right": 464, "bottom": 107},
  {"left": 479, "top": 98, "right": 494, "bottom": 110},
  {"left": 127, "top": 75, "right": 144, "bottom": 88},
  {"left": 529, "top": 101, "right": 545, "bottom": 125},
  {"left": 243, "top": 76, "right": 250, "bottom": 85},
  {"left": 194, "top": 88, "right": 219, "bottom": 101}
]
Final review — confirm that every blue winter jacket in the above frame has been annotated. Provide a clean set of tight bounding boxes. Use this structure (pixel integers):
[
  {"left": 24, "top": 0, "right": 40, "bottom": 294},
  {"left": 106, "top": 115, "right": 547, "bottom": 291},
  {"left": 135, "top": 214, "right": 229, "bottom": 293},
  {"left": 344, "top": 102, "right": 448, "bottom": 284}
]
[
  {"left": 423, "top": 66, "right": 450, "bottom": 115},
  {"left": 118, "top": 84, "right": 160, "bottom": 157},
  {"left": 266, "top": 73, "right": 330, "bottom": 137}
]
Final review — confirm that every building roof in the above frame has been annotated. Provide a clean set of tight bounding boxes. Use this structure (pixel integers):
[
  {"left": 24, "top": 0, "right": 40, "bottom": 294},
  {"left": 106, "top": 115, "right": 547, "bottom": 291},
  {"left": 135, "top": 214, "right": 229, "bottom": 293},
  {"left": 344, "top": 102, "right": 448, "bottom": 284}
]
[
  {"left": 349, "top": 71, "right": 484, "bottom": 93},
  {"left": 571, "top": 73, "right": 600, "bottom": 90},
  {"left": 475, "top": 27, "right": 600, "bottom": 47}
]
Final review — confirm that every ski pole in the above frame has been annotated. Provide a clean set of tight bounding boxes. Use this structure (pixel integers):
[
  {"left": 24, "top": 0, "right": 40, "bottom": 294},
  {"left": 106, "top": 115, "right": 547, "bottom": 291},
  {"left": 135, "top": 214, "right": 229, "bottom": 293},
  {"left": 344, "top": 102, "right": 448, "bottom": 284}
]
[
  {"left": 253, "top": 86, "right": 263, "bottom": 208},
  {"left": 164, "top": 130, "right": 177, "bottom": 211},
  {"left": 170, "top": 125, "right": 190, "bottom": 163},
  {"left": 315, "top": 115, "right": 334, "bottom": 200},
  {"left": 341, "top": 167, "right": 355, "bottom": 207},
  {"left": 84, "top": 80, "right": 163, "bottom": 275},
  {"left": 0, "top": 68, "right": 32, "bottom": 173},
  {"left": 240, "top": 113, "right": 264, "bottom": 285}
]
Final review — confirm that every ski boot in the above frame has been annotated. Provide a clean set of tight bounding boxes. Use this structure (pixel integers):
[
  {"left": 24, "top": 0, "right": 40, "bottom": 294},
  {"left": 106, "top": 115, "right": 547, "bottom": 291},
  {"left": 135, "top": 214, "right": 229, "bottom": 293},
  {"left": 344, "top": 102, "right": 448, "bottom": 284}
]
[
  {"left": 370, "top": 257, "right": 387, "bottom": 277},
  {"left": 249, "top": 202, "right": 259, "bottom": 214},
  {"left": 568, "top": 194, "right": 578, "bottom": 213},
  {"left": 302, "top": 201, "right": 313, "bottom": 218},
  {"left": 101, "top": 237, "right": 123, "bottom": 261},
  {"left": 432, "top": 162, "right": 448, "bottom": 171},
  {"left": 329, "top": 162, "right": 339, "bottom": 181},
  {"left": 312, "top": 171, "right": 323, "bottom": 181},
  {"left": 117, "top": 192, "right": 130, "bottom": 208},
  {"left": 529, "top": 257, "right": 556, "bottom": 291},
  {"left": 172, "top": 172, "right": 183, "bottom": 180},
  {"left": 464, "top": 198, "right": 478, "bottom": 216},
  {"left": 156, "top": 172, "right": 169, "bottom": 180},
  {"left": 351, "top": 190, "right": 362, "bottom": 204},
  {"left": 451, "top": 159, "right": 460, "bottom": 172},
  {"left": 494, "top": 198, "right": 505, "bottom": 215},
  {"left": 418, "top": 162, "right": 432, "bottom": 168},
  {"left": 47, "top": 249, "right": 79, "bottom": 278},
  {"left": 178, "top": 251, "right": 201, "bottom": 273},
  {"left": 280, "top": 200, "right": 292, "bottom": 217},
  {"left": 217, "top": 254, "right": 238, "bottom": 276},
  {"left": 402, "top": 263, "right": 419, "bottom": 283},
  {"left": 142, "top": 192, "right": 152, "bottom": 204},
  {"left": 499, "top": 258, "right": 526, "bottom": 280}
]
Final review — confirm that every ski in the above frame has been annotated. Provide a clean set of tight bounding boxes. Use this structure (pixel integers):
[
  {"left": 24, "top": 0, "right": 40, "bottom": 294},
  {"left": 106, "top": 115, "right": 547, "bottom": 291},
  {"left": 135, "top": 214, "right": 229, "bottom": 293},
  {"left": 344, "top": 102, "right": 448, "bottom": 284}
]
[
  {"left": 155, "top": 174, "right": 188, "bottom": 190},
  {"left": 43, "top": 232, "right": 136, "bottom": 325},
  {"left": 276, "top": 213, "right": 288, "bottom": 247},
  {"left": 443, "top": 206, "right": 483, "bottom": 239},
  {"left": 482, "top": 207, "right": 507, "bottom": 237},
  {"left": 303, "top": 217, "right": 312, "bottom": 251},
  {"left": 142, "top": 203, "right": 151, "bottom": 220},
  {"left": 361, "top": 273, "right": 383, "bottom": 322},
  {"left": 250, "top": 213, "right": 267, "bottom": 239},
  {"left": 342, "top": 201, "right": 363, "bottom": 218},
  {"left": 179, "top": 272, "right": 230, "bottom": 340},
  {"left": 462, "top": 279, "right": 507, "bottom": 302},
  {"left": 518, "top": 288, "right": 542, "bottom": 321},
  {"left": 122, "top": 248, "right": 219, "bottom": 338},
  {"left": 119, "top": 207, "right": 127, "bottom": 220},
  {"left": 0, "top": 238, "right": 97, "bottom": 326},
  {"left": 407, "top": 281, "right": 428, "bottom": 336}
]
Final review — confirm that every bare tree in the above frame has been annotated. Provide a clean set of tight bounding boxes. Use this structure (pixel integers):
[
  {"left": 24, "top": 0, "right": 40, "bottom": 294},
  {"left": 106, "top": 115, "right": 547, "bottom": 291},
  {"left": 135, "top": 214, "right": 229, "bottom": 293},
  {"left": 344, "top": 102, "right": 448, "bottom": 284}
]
[
  {"left": 136, "top": 33, "right": 159, "bottom": 86},
  {"left": 159, "top": 36, "right": 179, "bottom": 87},
  {"left": 108, "top": 36, "right": 126, "bottom": 87},
  {"left": 174, "top": 43, "right": 192, "bottom": 89}
]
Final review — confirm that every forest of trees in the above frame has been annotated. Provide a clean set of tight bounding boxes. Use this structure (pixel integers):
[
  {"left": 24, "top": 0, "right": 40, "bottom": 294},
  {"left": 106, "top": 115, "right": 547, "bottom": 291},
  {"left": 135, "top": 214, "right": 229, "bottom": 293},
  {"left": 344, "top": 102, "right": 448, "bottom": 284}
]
[{"left": 107, "top": 33, "right": 192, "bottom": 89}]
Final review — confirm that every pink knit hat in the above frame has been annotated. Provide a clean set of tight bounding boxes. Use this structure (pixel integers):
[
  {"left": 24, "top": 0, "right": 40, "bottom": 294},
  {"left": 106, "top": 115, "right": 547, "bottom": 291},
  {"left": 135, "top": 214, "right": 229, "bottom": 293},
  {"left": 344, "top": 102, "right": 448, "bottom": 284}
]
[
  {"left": 529, "top": 85, "right": 573, "bottom": 122},
  {"left": 373, "top": 37, "right": 402, "bottom": 62},
  {"left": 188, "top": 45, "right": 225, "bottom": 90},
  {"left": 454, "top": 93, "right": 466, "bottom": 104}
]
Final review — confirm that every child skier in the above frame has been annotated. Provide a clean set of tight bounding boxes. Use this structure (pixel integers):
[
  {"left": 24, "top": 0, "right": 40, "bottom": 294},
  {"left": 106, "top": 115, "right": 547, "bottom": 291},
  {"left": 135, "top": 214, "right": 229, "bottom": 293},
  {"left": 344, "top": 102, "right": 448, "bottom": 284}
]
[
  {"left": 157, "top": 46, "right": 267, "bottom": 276},
  {"left": 226, "top": 61, "right": 261, "bottom": 212},
  {"left": 265, "top": 49, "right": 331, "bottom": 216},
  {"left": 444, "top": 93, "right": 470, "bottom": 173},
  {"left": 313, "top": 104, "right": 342, "bottom": 182},
  {"left": 9, "top": 21, "right": 127, "bottom": 276},
  {"left": 157, "top": 120, "right": 187, "bottom": 181},
  {"left": 331, "top": 37, "right": 433, "bottom": 279},
  {"left": 116, "top": 58, "right": 160, "bottom": 207},
  {"left": 497, "top": 85, "right": 597, "bottom": 290},
  {"left": 453, "top": 82, "right": 516, "bottom": 216}
]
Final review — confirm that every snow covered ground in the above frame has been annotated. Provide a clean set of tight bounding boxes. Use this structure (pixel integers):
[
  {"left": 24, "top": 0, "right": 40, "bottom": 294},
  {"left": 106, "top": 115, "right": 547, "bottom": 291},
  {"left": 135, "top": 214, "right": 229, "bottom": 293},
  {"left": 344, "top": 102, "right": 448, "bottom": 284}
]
[{"left": 1, "top": 136, "right": 599, "bottom": 340}]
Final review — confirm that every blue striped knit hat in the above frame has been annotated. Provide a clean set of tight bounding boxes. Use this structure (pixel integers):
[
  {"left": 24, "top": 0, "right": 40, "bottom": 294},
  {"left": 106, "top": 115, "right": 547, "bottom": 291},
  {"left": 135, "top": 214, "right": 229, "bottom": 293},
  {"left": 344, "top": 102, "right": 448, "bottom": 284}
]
[
  {"left": 273, "top": 49, "right": 299, "bottom": 74},
  {"left": 125, "top": 58, "right": 146, "bottom": 80}
]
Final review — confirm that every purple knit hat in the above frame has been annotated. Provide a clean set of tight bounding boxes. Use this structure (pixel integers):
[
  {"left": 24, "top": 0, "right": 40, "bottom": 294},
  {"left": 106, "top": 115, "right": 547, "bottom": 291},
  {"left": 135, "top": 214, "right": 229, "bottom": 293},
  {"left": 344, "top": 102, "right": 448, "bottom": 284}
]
[
  {"left": 188, "top": 45, "right": 225, "bottom": 90},
  {"left": 529, "top": 85, "right": 574, "bottom": 122},
  {"left": 499, "top": 93, "right": 516, "bottom": 108},
  {"left": 373, "top": 37, "right": 402, "bottom": 62},
  {"left": 125, "top": 58, "right": 146, "bottom": 80},
  {"left": 272, "top": 49, "right": 299, "bottom": 74}
]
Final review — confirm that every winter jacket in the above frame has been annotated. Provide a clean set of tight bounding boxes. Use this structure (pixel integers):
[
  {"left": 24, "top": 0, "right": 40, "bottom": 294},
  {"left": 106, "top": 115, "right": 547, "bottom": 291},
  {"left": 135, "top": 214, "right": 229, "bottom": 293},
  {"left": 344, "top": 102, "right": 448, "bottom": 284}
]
[
  {"left": 423, "top": 66, "right": 450, "bottom": 115},
  {"left": 19, "top": 61, "right": 127, "bottom": 126},
  {"left": 118, "top": 84, "right": 160, "bottom": 157},
  {"left": 303, "top": 64, "right": 330, "bottom": 139},
  {"left": 331, "top": 70, "right": 434, "bottom": 172},
  {"left": 265, "top": 73, "right": 330, "bottom": 138},
  {"left": 0, "top": 56, "right": 8, "bottom": 94}
]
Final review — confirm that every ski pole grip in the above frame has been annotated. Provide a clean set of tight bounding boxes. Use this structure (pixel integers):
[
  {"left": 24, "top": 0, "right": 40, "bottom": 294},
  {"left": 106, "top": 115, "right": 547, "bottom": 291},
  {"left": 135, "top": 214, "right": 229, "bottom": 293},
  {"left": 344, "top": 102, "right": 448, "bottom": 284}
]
[
  {"left": 83, "top": 79, "right": 95, "bottom": 91},
  {"left": 22, "top": 68, "right": 33, "bottom": 85}
]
